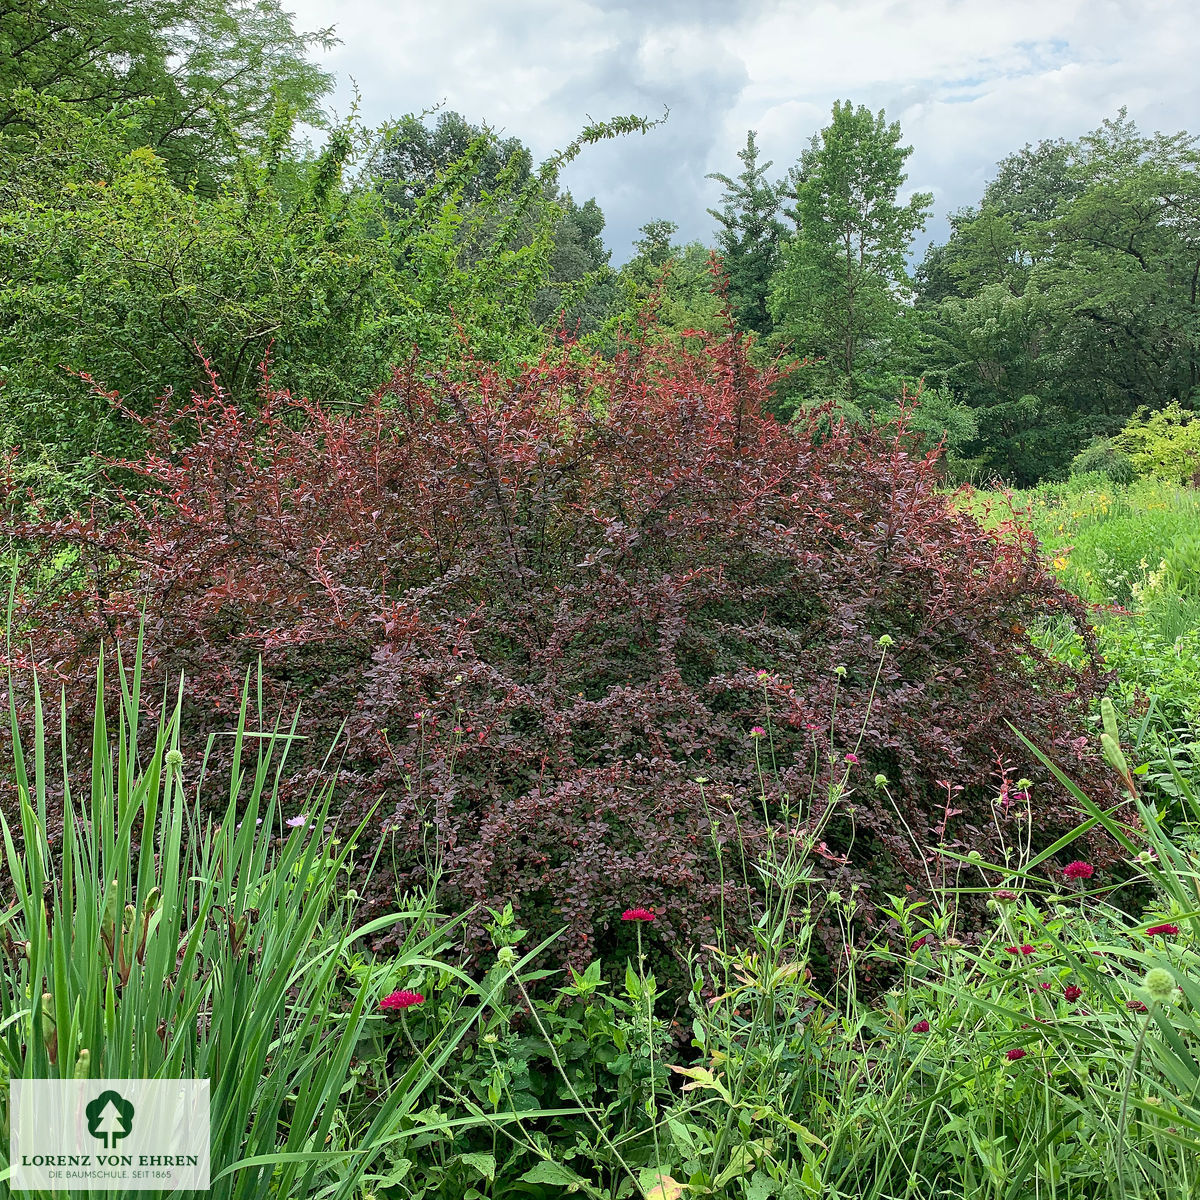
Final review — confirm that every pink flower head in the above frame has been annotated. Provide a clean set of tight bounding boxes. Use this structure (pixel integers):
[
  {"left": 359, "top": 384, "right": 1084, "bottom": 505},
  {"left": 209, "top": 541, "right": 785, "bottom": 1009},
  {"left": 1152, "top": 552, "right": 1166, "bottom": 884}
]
[
  {"left": 1126, "top": 999, "right": 1148, "bottom": 1012},
  {"left": 286, "top": 814, "right": 309, "bottom": 828},
  {"left": 910, "top": 935, "right": 928, "bottom": 951},
  {"left": 1006, "top": 1048, "right": 1027, "bottom": 1061},
  {"left": 1063, "top": 861, "right": 1094, "bottom": 880},
  {"left": 380, "top": 989, "right": 424, "bottom": 1011},
  {"left": 749, "top": 726, "right": 766, "bottom": 739},
  {"left": 621, "top": 907, "right": 656, "bottom": 922},
  {"left": 1005, "top": 945, "right": 1035, "bottom": 956},
  {"left": 912, "top": 1019, "right": 930, "bottom": 1033},
  {"left": 844, "top": 753, "right": 859, "bottom": 764},
  {"left": 1145, "top": 923, "right": 1179, "bottom": 937},
  {"left": 1064, "top": 985, "right": 1083, "bottom": 1003}
]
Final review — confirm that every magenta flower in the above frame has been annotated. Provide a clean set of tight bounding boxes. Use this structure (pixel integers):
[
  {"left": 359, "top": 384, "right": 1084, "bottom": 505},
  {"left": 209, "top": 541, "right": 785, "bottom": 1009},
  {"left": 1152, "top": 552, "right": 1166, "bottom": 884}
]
[
  {"left": 380, "top": 989, "right": 424, "bottom": 1011},
  {"left": 911, "top": 935, "right": 928, "bottom": 951},
  {"left": 1063, "top": 861, "right": 1094, "bottom": 880},
  {"left": 1006, "top": 1048, "right": 1026, "bottom": 1061},
  {"left": 912, "top": 1019, "right": 930, "bottom": 1033},
  {"left": 844, "top": 753, "right": 859, "bottom": 764},
  {"left": 621, "top": 907, "right": 656, "bottom": 922},
  {"left": 1064, "top": 985, "right": 1082, "bottom": 1003},
  {"left": 1145, "top": 923, "right": 1179, "bottom": 937},
  {"left": 1004, "top": 945, "right": 1034, "bottom": 956},
  {"left": 749, "top": 726, "right": 766, "bottom": 739}
]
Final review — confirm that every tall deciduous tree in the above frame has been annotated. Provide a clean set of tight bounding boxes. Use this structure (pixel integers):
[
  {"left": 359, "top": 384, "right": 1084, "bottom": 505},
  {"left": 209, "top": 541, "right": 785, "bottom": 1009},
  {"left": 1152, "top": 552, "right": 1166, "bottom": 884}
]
[
  {"left": 0, "top": 0, "right": 335, "bottom": 188},
  {"left": 707, "top": 130, "right": 787, "bottom": 338},
  {"left": 770, "top": 101, "right": 931, "bottom": 406}
]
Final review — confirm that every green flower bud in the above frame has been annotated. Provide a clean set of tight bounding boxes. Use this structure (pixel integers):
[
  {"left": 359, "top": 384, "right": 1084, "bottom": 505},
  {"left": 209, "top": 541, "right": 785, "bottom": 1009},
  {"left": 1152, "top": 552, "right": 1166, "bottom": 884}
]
[
  {"left": 1101, "top": 697, "right": 1120, "bottom": 744},
  {"left": 40, "top": 993, "right": 55, "bottom": 1041},
  {"left": 1101, "top": 732, "right": 1129, "bottom": 777},
  {"left": 827, "top": 891, "right": 842, "bottom": 904},
  {"left": 165, "top": 748, "right": 184, "bottom": 772},
  {"left": 1144, "top": 967, "right": 1175, "bottom": 1003},
  {"left": 874, "top": 773, "right": 889, "bottom": 787},
  {"left": 74, "top": 1048, "right": 90, "bottom": 1079},
  {"left": 143, "top": 887, "right": 161, "bottom": 915},
  {"left": 496, "top": 946, "right": 517, "bottom": 966},
  {"left": 878, "top": 634, "right": 894, "bottom": 647}
]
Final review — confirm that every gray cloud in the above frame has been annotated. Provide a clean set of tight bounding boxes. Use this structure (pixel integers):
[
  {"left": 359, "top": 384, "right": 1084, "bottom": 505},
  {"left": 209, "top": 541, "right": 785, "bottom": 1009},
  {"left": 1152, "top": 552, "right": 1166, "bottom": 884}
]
[{"left": 287, "top": 0, "right": 1200, "bottom": 261}]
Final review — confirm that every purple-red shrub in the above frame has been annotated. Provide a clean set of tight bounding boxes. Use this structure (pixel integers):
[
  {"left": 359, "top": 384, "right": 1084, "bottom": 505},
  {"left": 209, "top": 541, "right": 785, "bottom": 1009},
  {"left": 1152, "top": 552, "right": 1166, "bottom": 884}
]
[{"left": 2, "top": 326, "right": 1116, "bottom": 972}]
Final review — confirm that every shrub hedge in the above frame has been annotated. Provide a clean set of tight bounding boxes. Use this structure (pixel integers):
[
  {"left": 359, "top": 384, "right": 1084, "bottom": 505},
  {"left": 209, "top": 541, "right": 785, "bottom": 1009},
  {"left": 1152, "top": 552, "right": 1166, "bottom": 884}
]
[{"left": 3, "top": 324, "right": 1117, "bottom": 972}]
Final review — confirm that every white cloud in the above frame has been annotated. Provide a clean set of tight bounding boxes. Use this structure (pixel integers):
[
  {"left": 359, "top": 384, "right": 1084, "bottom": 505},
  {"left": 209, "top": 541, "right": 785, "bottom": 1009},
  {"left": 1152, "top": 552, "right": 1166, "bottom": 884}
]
[{"left": 285, "top": 0, "right": 1200, "bottom": 261}]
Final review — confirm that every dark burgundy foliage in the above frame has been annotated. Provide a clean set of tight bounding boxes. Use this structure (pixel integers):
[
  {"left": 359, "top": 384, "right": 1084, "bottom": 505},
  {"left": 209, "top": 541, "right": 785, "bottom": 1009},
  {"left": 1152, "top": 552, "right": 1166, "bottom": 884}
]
[{"left": 2, "top": 319, "right": 1116, "bottom": 975}]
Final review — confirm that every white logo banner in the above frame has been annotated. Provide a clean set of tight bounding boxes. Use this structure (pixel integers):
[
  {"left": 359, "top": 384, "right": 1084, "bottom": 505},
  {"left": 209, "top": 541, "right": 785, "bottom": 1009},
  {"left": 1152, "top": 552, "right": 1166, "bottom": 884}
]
[{"left": 10, "top": 1079, "right": 209, "bottom": 1191}]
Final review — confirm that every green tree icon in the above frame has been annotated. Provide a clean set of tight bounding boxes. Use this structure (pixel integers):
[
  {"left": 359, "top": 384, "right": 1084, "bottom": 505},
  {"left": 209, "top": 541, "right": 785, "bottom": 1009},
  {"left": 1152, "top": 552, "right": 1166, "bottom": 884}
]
[{"left": 86, "top": 1090, "right": 135, "bottom": 1149}]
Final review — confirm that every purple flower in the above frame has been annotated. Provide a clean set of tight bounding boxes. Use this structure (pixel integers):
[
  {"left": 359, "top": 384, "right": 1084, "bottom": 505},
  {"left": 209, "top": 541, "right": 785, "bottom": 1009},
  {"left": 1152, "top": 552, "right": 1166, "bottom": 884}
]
[{"left": 286, "top": 814, "right": 309, "bottom": 829}]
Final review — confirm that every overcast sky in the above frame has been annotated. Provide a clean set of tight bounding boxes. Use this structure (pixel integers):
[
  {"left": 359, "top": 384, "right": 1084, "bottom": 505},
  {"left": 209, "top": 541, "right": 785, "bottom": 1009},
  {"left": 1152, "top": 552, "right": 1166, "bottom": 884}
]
[{"left": 286, "top": 0, "right": 1200, "bottom": 265}]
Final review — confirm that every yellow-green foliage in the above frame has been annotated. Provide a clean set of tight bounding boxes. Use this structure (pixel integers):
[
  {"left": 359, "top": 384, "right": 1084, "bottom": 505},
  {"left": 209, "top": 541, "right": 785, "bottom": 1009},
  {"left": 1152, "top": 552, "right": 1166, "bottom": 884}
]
[{"left": 1113, "top": 401, "right": 1200, "bottom": 485}]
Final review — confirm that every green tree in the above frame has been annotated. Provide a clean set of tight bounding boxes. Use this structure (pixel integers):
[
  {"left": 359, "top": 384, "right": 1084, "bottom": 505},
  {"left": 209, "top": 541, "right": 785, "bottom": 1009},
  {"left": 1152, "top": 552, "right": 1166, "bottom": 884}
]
[
  {"left": 599, "top": 220, "right": 723, "bottom": 349},
  {"left": 770, "top": 101, "right": 932, "bottom": 407},
  {"left": 0, "top": 100, "right": 655, "bottom": 493},
  {"left": 707, "top": 130, "right": 787, "bottom": 338},
  {"left": 0, "top": 0, "right": 334, "bottom": 188}
]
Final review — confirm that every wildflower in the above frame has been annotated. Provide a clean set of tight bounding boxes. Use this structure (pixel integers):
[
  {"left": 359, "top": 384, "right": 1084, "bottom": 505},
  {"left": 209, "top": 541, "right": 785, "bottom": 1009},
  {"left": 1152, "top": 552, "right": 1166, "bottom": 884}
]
[
  {"left": 1145, "top": 923, "right": 1179, "bottom": 937},
  {"left": 756, "top": 669, "right": 770, "bottom": 680},
  {"left": 496, "top": 946, "right": 516, "bottom": 966},
  {"left": 1006, "top": 1048, "right": 1026, "bottom": 1061},
  {"left": 1144, "top": 968, "right": 1176, "bottom": 1003},
  {"left": 1064, "top": 985, "right": 1083, "bottom": 1003},
  {"left": 1063, "top": 861, "right": 1094, "bottom": 880},
  {"left": 286, "top": 814, "right": 309, "bottom": 829},
  {"left": 911, "top": 936, "right": 928, "bottom": 951},
  {"left": 874, "top": 773, "right": 889, "bottom": 787},
  {"left": 912, "top": 1020, "right": 930, "bottom": 1033},
  {"left": 380, "top": 989, "right": 424, "bottom": 1011},
  {"left": 749, "top": 726, "right": 766, "bottom": 739},
  {"left": 878, "top": 634, "right": 894, "bottom": 647},
  {"left": 1005, "top": 945, "right": 1035, "bottom": 956},
  {"left": 1039, "top": 982, "right": 1052, "bottom": 990},
  {"left": 1126, "top": 999, "right": 1148, "bottom": 1013},
  {"left": 621, "top": 908, "right": 656, "bottom": 922},
  {"left": 844, "top": 753, "right": 859, "bottom": 764},
  {"left": 992, "top": 890, "right": 1019, "bottom": 905}
]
